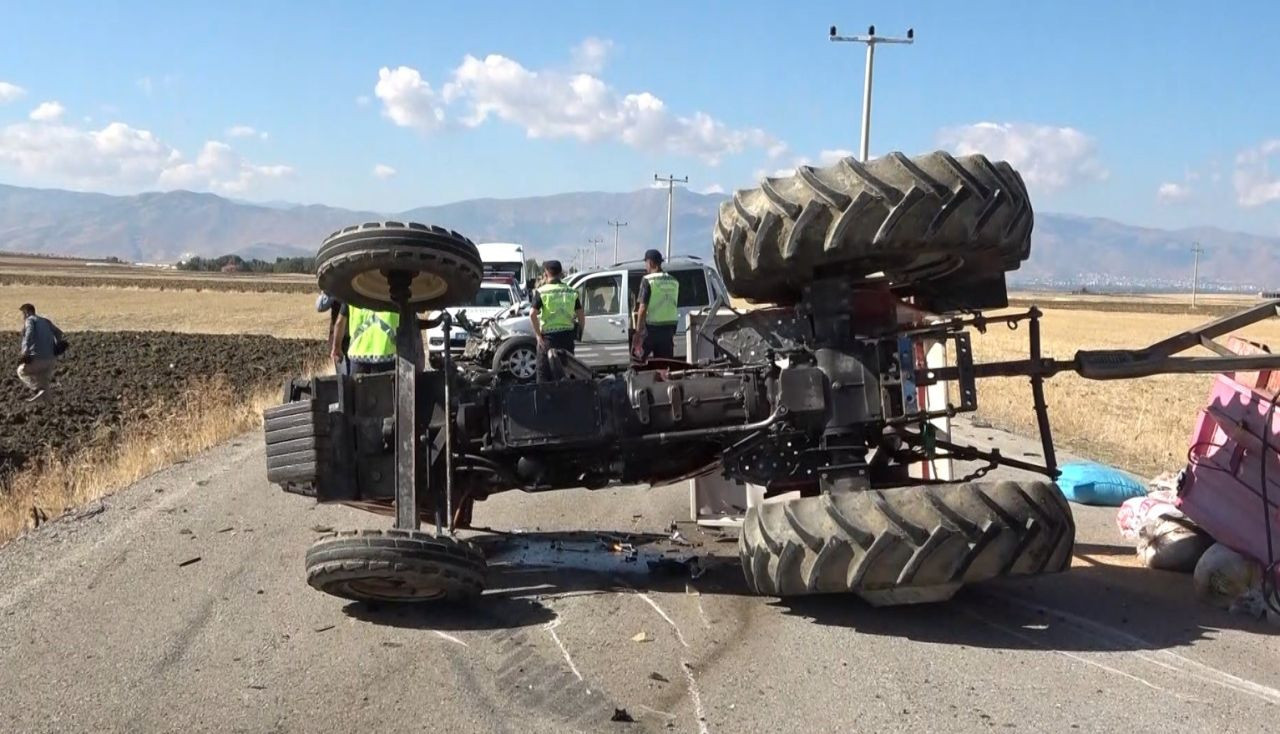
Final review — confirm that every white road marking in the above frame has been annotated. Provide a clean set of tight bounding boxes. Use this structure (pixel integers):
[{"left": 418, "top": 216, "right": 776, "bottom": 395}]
[
  {"left": 682, "top": 661, "right": 711, "bottom": 734},
  {"left": 992, "top": 592, "right": 1280, "bottom": 706},
  {"left": 686, "top": 582, "right": 713, "bottom": 629},
  {"left": 432, "top": 631, "right": 468, "bottom": 648},
  {"left": 635, "top": 591, "right": 690, "bottom": 648},
  {"left": 544, "top": 618, "right": 584, "bottom": 681},
  {"left": 960, "top": 607, "right": 1172, "bottom": 694}
]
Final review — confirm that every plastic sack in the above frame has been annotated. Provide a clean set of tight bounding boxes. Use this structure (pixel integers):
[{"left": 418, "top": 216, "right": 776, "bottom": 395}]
[
  {"left": 1137, "top": 515, "right": 1213, "bottom": 572},
  {"left": 1193, "top": 543, "right": 1262, "bottom": 610},
  {"left": 1057, "top": 461, "right": 1147, "bottom": 506},
  {"left": 1116, "top": 490, "right": 1181, "bottom": 539}
]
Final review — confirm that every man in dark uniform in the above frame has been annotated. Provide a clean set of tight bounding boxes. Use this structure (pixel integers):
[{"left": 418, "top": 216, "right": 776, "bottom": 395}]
[
  {"left": 633, "top": 249, "right": 680, "bottom": 361},
  {"left": 529, "top": 260, "right": 584, "bottom": 382}
]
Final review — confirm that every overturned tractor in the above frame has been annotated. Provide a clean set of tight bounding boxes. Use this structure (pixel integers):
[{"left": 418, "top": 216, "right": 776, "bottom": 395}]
[{"left": 265, "top": 152, "right": 1280, "bottom": 606}]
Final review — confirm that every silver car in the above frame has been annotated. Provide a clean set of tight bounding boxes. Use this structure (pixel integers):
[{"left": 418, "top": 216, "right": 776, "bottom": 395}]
[{"left": 463, "top": 257, "right": 730, "bottom": 381}]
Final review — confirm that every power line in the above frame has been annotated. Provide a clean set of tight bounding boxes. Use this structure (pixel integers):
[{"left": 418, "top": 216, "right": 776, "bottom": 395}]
[
  {"left": 829, "top": 23, "right": 914, "bottom": 161},
  {"left": 607, "top": 219, "right": 628, "bottom": 264},
  {"left": 654, "top": 174, "right": 688, "bottom": 260}
]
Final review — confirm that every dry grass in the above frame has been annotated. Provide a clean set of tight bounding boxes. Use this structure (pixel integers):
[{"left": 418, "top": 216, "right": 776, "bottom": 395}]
[
  {"left": 0, "top": 284, "right": 321, "bottom": 338},
  {"left": 969, "top": 308, "right": 1280, "bottom": 477},
  {"left": 0, "top": 366, "right": 325, "bottom": 546}
]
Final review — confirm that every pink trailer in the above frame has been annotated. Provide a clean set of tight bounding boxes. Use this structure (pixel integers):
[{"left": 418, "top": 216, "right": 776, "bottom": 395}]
[{"left": 1180, "top": 338, "right": 1280, "bottom": 579}]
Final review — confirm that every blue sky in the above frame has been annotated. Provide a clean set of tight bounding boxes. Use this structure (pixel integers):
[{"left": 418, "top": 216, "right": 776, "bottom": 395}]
[{"left": 2, "top": 1, "right": 1279, "bottom": 235}]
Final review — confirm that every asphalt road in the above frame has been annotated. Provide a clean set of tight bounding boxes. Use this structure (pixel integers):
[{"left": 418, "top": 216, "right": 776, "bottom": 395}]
[{"left": 2, "top": 421, "right": 1279, "bottom": 733}]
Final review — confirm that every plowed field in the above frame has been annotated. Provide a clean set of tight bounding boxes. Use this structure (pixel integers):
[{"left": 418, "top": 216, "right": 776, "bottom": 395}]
[{"left": 0, "top": 331, "right": 323, "bottom": 476}]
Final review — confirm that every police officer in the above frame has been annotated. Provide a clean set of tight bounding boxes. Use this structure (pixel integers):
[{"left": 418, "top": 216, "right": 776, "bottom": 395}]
[
  {"left": 530, "top": 260, "right": 584, "bottom": 382},
  {"left": 331, "top": 304, "right": 405, "bottom": 374},
  {"left": 634, "top": 249, "right": 679, "bottom": 361}
]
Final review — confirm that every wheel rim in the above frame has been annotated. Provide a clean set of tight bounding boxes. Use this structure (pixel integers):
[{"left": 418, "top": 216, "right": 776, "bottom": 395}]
[
  {"left": 335, "top": 577, "right": 447, "bottom": 603},
  {"left": 508, "top": 347, "right": 536, "bottom": 379},
  {"left": 348, "top": 269, "right": 449, "bottom": 306}
]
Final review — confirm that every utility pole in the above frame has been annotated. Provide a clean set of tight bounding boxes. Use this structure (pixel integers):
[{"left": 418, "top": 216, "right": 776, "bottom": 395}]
[
  {"left": 1191, "top": 242, "right": 1204, "bottom": 308},
  {"left": 607, "top": 219, "right": 628, "bottom": 264},
  {"left": 654, "top": 174, "right": 688, "bottom": 260},
  {"left": 587, "top": 236, "right": 604, "bottom": 270},
  {"left": 829, "top": 24, "right": 914, "bottom": 161}
]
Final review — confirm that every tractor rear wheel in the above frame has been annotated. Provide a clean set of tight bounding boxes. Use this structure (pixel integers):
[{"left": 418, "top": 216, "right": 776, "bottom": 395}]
[
  {"left": 306, "top": 529, "right": 487, "bottom": 603},
  {"left": 714, "top": 151, "right": 1032, "bottom": 304},
  {"left": 316, "top": 221, "right": 483, "bottom": 312},
  {"left": 738, "top": 481, "right": 1074, "bottom": 606}
]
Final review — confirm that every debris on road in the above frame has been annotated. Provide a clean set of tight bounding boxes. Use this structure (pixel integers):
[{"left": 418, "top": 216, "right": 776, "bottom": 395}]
[
  {"left": 314, "top": 625, "right": 335, "bottom": 633},
  {"left": 648, "top": 672, "right": 669, "bottom": 683},
  {"left": 631, "top": 631, "right": 652, "bottom": 643},
  {"left": 177, "top": 556, "right": 202, "bottom": 568},
  {"left": 610, "top": 708, "right": 635, "bottom": 723},
  {"left": 311, "top": 525, "right": 333, "bottom": 533}
]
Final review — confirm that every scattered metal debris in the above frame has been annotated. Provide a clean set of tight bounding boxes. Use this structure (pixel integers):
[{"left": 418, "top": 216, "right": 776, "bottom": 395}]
[
  {"left": 178, "top": 557, "right": 201, "bottom": 568},
  {"left": 610, "top": 708, "right": 635, "bottom": 723}
]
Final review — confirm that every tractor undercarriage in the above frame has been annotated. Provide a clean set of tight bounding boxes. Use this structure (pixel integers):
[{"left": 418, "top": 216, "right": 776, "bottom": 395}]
[{"left": 264, "top": 152, "right": 1280, "bottom": 607}]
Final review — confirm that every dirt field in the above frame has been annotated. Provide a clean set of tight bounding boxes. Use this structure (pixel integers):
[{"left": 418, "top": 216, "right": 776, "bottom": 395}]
[
  {"left": 0, "top": 331, "right": 324, "bottom": 476},
  {"left": 0, "top": 285, "right": 324, "bottom": 339},
  {"left": 970, "top": 308, "right": 1280, "bottom": 477}
]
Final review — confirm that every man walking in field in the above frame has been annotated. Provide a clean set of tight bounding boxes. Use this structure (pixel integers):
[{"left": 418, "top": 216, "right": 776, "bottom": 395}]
[{"left": 16, "top": 303, "right": 66, "bottom": 402}]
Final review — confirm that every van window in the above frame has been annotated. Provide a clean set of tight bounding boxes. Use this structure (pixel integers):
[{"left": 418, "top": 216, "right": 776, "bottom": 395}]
[
  {"left": 672, "top": 268, "right": 710, "bottom": 307},
  {"left": 628, "top": 268, "right": 711, "bottom": 310},
  {"left": 579, "top": 274, "right": 623, "bottom": 316}
]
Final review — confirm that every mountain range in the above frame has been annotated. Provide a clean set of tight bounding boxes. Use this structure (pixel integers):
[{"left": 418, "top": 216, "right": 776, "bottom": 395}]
[{"left": 1, "top": 182, "right": 1277, "bottom": 289}]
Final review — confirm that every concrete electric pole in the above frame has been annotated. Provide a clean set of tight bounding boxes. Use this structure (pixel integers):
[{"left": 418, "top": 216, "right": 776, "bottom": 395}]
[
  {"left": 1191, "top": 242, "right": 1204, "bottom": 308},
  {"left": 587, "top": 236, "right": 604, "bottom": 270},
  {"left": 607, "top": 219, "right": 628, "bottom": 264},
  {"left": 829, "top": 24, "right": 914, "bottom": 161},
  {"left": 654, "top": 174, "right": 688, "bottom": 260}
]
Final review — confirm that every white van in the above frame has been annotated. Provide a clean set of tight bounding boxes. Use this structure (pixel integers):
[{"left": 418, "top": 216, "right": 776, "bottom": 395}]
[{"left": 476, "top": 242, "right": 526, "bottom": 294}]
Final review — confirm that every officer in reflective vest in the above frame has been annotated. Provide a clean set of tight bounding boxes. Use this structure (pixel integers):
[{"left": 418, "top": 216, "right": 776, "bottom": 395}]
[
  {"left": 634, "top": 249, "right": 679, "bottom": 361},
  {"left": 530, "top": 260, "right": 584, "bottom": 382},
  {"left": 331, "top": 304, "right": 401, "bottom": 374}
]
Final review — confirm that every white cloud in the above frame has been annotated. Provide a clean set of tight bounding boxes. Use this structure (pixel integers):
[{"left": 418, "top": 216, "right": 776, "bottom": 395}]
[
  {"left": 1156, "top": 181, "right": 1191, "bottom": 204},
  {"left": 1233, "top": 139, "right": 1280, "bottom": 207},
  {"left": 0, "top": 82, "right": 25, "bottom": 104},
  {"left": 936, "top": 122, "right": 1107, "bottom": 192},
  {"left": 29, "top": 101, "right": 65, "bottom": 122},
  {"left": 159, "top": 140, "right": 292, "bottom": 194},
  {"left": 429, "top": 52, "right": 779, "bottom": 164},
  {"left": 755, "top": 148, "right": 856, "bottom": 180},
  {"left": 355, "top": 95, "right": 371, "bottom": 107},
  {"left": 372, "top": 163, "right": 397, "bottom": 179},
  {"left": 698, "top": 183, "right": 725, "bottom": 195},
  {"left": 376, "top": 66, "right": 445, "bottom": 132},
  {"left": 571, "top": 37, "right": 614, "bottom": 73},
  {"left": 226, "top": 124, "right": 268, "bottom": 140},
  {"left": 0, "top": 118, "right": 291, "bottom": 194}
]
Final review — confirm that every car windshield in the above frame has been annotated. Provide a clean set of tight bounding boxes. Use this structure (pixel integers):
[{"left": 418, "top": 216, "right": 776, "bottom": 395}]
[{"left": 468, "top": 288, "right": 514, "bottom": 308}]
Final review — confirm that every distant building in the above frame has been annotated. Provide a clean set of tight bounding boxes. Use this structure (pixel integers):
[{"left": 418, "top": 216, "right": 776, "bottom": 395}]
[{"left": 220, "top": 262, "right": 242, "bottom": 273}]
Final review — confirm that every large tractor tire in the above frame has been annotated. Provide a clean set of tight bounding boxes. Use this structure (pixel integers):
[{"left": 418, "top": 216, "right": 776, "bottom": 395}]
[
  {"left": 714, "top": 151, "right": 1033, "bottom": 303},
  {"left": 739, "top": 481, "right": 1073, "bottom": 606},
  {"left": 306, "top": 529, "right": 487, "bottom": 603},
  {"left": 317, "top": 221, "right": 483, "bottom": 312}
]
